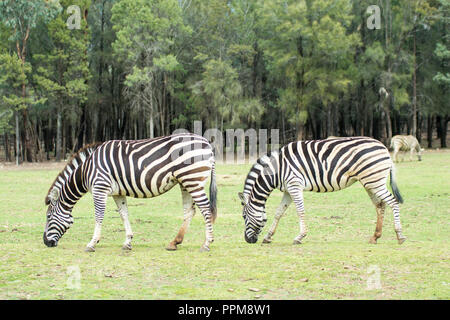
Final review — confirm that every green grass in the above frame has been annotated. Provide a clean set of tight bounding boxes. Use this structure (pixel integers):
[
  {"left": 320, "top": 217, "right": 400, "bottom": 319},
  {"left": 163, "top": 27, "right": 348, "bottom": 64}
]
[{"left": 0, "top": 150, "right": 449, "bottom": 300}]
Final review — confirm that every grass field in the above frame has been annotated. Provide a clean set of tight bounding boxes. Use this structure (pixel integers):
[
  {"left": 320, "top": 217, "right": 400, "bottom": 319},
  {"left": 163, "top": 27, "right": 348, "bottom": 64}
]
[{"left": 0, "top": 150, "right": 449, "bottom": 300}]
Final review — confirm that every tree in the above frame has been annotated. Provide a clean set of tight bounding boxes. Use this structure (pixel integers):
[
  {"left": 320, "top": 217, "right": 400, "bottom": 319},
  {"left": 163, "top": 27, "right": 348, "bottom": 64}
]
[
  {"left": 0, "top": 0, "right": 61, "bottom": 162},
  {"left": 431, "top": 0, "right": 450, "bottom": 147},
  {"left": 0, "top": 51, "right": 44, "bottom": 163},
  {"left": 190, "top": 59, "right": 242, "bottom": 131},
  {"left": 111, "top": 0, "right": 189, "bottom": 138},
  {"left": 258, "top": 0, "right": 360, "bottom": 139},
  {"left": 34, "top": 0, "right": 91, "bottom": 160}
]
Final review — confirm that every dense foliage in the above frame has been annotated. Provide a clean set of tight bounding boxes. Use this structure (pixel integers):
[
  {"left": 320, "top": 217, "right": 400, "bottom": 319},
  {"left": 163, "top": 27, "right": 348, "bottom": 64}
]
[{"left": 0, "top": 0, "right": 448, "bottom": 163}]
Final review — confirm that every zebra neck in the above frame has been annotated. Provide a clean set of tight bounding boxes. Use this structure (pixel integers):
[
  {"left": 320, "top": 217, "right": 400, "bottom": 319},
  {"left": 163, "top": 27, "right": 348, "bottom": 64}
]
[
  {"left": 246, "top": 172, "right": 277, "bottom": 209},
  {"left": 248, "top": 190, "right": 271, "bottom": 210},
  {"left": 243, "top": 152, "right": 280, "bottom": 206},
  {"left": 58, "top": 162, "right": 88, "bottom": 207}
]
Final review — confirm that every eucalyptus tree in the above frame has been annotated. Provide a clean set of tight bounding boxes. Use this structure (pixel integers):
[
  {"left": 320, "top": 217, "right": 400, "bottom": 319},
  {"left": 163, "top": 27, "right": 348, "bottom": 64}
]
[
  {"left": 33, "top": 0, "right": 91, "bottom": 160},
  {"left": 0, "top": 0, "right": 61, "bottom": 162},
  {"left": 111, "top": 0, "right": 189, "bottom": 139},
  {"left": 257, "top": 0, "right": 360, "bottom": 140}
]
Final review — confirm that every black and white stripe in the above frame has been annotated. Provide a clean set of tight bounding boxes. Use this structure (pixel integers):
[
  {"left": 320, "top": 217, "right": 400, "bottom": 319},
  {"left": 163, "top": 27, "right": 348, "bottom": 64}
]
[
  {"left": 390, "top": 135, "right": 423, "bottom": 162},
  {"left": 238, "top": 136, "right": 406, "bottom": 245},
  {"left": 44, "top": 133, "right": 217, "bottom": 252}
]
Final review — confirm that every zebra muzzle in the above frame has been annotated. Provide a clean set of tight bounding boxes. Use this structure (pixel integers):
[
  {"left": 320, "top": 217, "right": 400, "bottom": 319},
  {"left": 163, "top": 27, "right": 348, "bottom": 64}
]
[
  {"left": 245, "top": 233, "right": 258, "bottom": 244},
  {"left": 43, "top": 232, "right": 58, "bottom": 247}
]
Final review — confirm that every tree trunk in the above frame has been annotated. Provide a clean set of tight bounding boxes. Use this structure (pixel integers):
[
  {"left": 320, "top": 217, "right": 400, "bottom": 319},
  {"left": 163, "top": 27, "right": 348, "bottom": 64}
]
[
  {"left": 62, "top": 117, "right": 67, "bottom": 160},
  {"left": 4, "top": 133, "right": 10, "bottom": 162},
  {"left": 326, "top": 105, "right": 332, "bottom": 137},
  {"left": 384, "top": 106, "right": 392, "bottom": 142},
  {"left": 440, "top": 116, "right": 448, "bottom": 148},
  {"left": 15, "top": 111, "right": 20, "bottom": 165},
  {"left": 427, "top": 115, "right": 433, "bottom": 148},
  {"left": 149, "top": 109, "right": 154, "bottom": 139},
  {"left": 417, "top": 112, "right": 423, "bottom": 144},
  {"left": 296, "top": 122, "right": 305, "bottom": 141},
  {"left": 22, "top": 109, "right": 34, "bottom": 162},
  {"left": 56, "top": 111, "right": 62, "bottom": 161},
  {"left": 412, "top": 26, "right": 418, "bottom": 137},
  {"left": 48, "top": 115, "right": 53, "bottom": 159},
  {"left": 379, "top": 88, "right": 392, "bottom": 144},
  {"left": 76, "top": 104, "right": 86, "bottom": 150}
]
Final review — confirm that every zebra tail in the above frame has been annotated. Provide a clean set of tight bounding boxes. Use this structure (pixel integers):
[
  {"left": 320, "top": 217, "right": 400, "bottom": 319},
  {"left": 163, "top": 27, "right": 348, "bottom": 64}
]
[
  {"left": 390, "top": 165, "right": 404, "bottom": 204},
  {"left": 209, "top": 161, "right": 218, "bottom": 223}
]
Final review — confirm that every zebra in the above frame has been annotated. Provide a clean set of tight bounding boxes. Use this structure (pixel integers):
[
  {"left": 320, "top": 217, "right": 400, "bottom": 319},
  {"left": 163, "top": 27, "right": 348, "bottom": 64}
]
[
  {"left": 43, "top": 133, "right": 217, "bottom": 252},
  {"left": 238, "top": 136, "right": 406, "bottom": 246},
  {"left": 390, "top": 135, "right": 424, "bottom": 162}
]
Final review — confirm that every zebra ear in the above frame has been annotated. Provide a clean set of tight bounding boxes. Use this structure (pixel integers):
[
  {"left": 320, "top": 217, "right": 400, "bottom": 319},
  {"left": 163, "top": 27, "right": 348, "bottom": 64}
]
[{"left": 238, "top": 192, "right": 246, "bottom": 205}]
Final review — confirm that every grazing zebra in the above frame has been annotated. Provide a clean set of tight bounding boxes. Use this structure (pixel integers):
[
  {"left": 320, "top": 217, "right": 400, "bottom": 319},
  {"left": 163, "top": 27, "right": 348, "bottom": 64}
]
[
  {"left": 238, "top": 136, "right": 406, "bottom": 245},
  {"left": 43, "top": 133, "right": 217, "bottom": 252},
  {"left": 390, "top": 135, "right": 424, "bottom": 162}
]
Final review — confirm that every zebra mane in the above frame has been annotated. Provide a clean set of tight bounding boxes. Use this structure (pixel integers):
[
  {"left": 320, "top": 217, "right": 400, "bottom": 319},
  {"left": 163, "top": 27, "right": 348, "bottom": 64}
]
[{"left": 45, "top": 142, "right": 103, "bottom": 205}]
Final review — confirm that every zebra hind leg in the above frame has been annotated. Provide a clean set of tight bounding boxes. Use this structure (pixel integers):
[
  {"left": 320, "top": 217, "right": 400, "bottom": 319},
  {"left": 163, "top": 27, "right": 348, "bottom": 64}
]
[
  {"left": 185, "top": 186, "right": 214, "bottom": 252},
  {"left": 113, "top": 195, "right": 134, "bottom": 250},
  {"left": 366, "top": 186, "right": 406, "bottom": 245},
  {"left": 365, "top": 189, "right": 385, "bottom": 244},
  {"left": 166, "top": 188, "right": 195, "bottom": 251}
]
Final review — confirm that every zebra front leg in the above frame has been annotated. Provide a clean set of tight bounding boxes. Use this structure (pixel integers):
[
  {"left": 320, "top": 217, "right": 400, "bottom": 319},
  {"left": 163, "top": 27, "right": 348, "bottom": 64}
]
[
  {"left": 113, "top": 195, "right": 134, "bottom": 250},
  {"left": 166, "top": 189, "right": 195, "bottom": 251},
  {"left": 86, "top": 190, "right": 108, "bottom": 252},
  {"left": 262, "top": 192, "right": 292, "bottom": 244},
  {"left": 86, "top": 222, "right": 102, "bottom": 252},
  {"left": 287, "top": 185, "right": 307, "bottom": 244}
]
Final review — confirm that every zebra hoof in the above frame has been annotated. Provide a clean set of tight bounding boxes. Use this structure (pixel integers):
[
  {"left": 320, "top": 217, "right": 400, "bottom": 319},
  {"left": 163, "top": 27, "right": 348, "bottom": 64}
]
[
  {"left": 122, "top": 244, "right": 132, "bottom": 251},
  {"left": 166, "top": 243, "right": 177, "bottom": 251},
  {"left": 85, "top": 246, "right": 95, "bottom": 252},
  {"left": 397, "top": 237, "right": 407, "bottom": 245},
  {"left": 292, "top": 239, "right": 303, "bottom": 245},
  {"left": 262, "top": 238, "right": 272, "bottom": 244},
  {"left": 199, "top": 246, "right": 210, "bottom": 252}
]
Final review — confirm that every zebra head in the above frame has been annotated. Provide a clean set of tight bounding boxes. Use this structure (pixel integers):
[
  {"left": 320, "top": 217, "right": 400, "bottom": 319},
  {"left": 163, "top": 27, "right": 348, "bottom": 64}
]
[
  {"left": 418, "top": 148, "right": 424, "bottom": 161},
  {"left": 43, "top": 187, "right": 74, "bottom": 247},
  {"left": 238, "top": 192, "right": 267, "bottom": 244}
]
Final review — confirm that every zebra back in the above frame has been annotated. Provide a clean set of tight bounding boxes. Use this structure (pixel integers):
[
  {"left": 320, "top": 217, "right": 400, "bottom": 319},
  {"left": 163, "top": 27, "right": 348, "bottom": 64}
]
[{"left": 391, "top": 135, "right": 420, "bottom": 151}]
